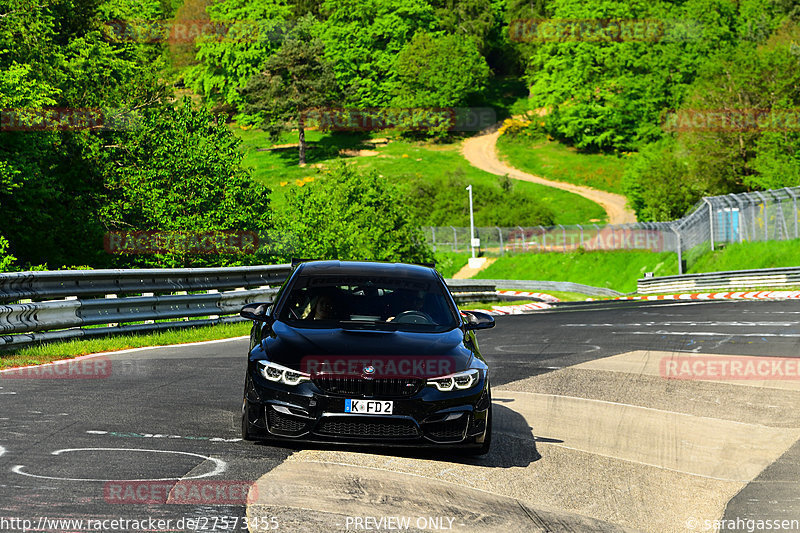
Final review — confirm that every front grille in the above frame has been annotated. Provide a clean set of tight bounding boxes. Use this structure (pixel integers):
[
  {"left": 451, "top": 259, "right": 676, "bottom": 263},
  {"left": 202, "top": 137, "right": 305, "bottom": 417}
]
[
  {"left": 267, "top": 409, "right": 308, "bottom": 435},
  {"left": 313, "top": 376, "right": 423, "bottom": 398},
  {"left": 427, "top": 418, "right": 469, "bottom": 441},
  {"left": 315, "top": 418, "right": 419, "bottom": 439}
]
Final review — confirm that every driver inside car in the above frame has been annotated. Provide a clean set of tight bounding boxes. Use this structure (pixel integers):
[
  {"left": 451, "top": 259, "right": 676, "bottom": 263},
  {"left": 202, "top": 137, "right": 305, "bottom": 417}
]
[{"left": 386, "top": 289, "right": 426, "bottom": 322}]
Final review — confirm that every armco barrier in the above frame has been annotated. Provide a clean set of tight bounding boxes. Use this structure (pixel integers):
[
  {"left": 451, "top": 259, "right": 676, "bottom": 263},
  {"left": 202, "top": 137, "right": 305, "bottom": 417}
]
[
  {"left": 473, "top": 279, "right": 623, "bottom": 297},
  {"left": 637, "top": 266, "right": 800, "bottom": 294},
  {"left": 0, "top": 267, "right": 497, "bottom": 348}
]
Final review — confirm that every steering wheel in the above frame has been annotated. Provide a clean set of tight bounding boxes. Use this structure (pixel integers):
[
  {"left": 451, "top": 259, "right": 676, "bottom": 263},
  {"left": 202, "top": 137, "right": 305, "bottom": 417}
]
[{"left": 392, "top": 310, "right": 434, "bottom": 324}]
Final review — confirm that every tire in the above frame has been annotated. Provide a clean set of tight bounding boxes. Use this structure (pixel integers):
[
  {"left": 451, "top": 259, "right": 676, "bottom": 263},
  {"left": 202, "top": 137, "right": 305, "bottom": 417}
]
[
  {"left": 473, "top": 402, "right": 492, "bottom": 455},
  {"left": 241, "top": 397, "right": 254, "bottom": 441},
  {"left": 464, "top": 390, "right": 492, "bottom": 456}
]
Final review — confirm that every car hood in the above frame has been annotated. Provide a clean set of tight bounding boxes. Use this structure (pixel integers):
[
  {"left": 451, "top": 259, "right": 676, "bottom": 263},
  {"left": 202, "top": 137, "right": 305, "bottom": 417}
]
[{"left": 254, "top": 321, "right": 475, "bottom": 374}]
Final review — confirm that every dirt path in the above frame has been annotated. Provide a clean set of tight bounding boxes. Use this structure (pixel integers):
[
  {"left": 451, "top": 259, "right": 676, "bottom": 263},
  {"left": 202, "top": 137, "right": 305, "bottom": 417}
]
[{"left": 461, "top": 125, "right": 637, "bottom": 224}]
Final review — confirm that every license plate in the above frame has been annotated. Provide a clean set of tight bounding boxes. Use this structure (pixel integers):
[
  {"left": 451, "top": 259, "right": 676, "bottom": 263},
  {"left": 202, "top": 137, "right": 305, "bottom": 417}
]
[{"left": 344, "top": 399, "right": 393, "bottom": 415}]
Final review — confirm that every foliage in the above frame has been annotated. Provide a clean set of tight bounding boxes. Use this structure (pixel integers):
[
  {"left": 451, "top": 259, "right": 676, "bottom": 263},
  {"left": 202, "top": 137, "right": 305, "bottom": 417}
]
[
  {"left": 318, "top": 0, "right": 438, "bottom": 107},
  {"left": 403, "top": 168, "right": 555, "bottom": 226},
  {"left": 97, "top": 100, "right": 272, "bottom": 267},
  {"left": 622, "top": 138, "right": 696, "bottom": 222},
  {"left": 523, "top": 0, "right": 761, "bottom": 151},
  {"left": 392, "top": 32, "right": 490, "bottom": 109},
  {"left": 278, "top": 163, "right": 434, "bottom": 263},
  {"left": 241, "top": 15, "right": 339, "bottom": 164},
  {"left": 0, "top": 0, "right": 272, "bottom": 269},
  {"left": 185, "top": 0, "right": 291, "bottom": 110}
]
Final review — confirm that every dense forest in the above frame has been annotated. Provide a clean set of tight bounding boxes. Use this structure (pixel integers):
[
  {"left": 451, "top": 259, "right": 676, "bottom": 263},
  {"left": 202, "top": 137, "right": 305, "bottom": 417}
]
[{"left": 1, "top": 0, "right": 799, "bottom": 269}]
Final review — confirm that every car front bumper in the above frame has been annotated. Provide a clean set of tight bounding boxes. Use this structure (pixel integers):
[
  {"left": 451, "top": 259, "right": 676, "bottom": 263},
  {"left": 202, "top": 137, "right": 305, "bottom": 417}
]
[{"left": 243, "top": 371, "right": 490, "bottom": 447}]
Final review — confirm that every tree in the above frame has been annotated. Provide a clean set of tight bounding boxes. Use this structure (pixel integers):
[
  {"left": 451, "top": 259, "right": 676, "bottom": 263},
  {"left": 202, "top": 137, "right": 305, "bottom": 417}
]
[
  {"left": 319, "top": 0, "right": 437, "bottom": 107},
  {"left": 522, "top": 0, "right": 749, "bottom": 151},
  {"left": 241, "top": 16, "right": 339, "bottom": 165},
  {"left": 185, "top": 0, "right": 291, "bottom": 111},
  {"left": 278, "top": 164, "right": 433, "bottom": 263},
  {"left": 622, "top": 138, "right": 697, "bottom": 221},
  {"left": 392, "top": 32, "right": 490, "bottom": 108},
  {"left": 97, "top": 100, "right": 272, "bottom": 268}
]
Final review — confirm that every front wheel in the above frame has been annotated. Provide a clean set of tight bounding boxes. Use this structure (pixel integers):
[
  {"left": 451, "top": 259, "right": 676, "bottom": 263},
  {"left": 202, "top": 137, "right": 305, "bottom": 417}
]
[
  {"left": 474, "top": 402, "right": 492, "bottom": 455},
  {"left": 241, "top": 398, "right": 254, "bottom": 441}
]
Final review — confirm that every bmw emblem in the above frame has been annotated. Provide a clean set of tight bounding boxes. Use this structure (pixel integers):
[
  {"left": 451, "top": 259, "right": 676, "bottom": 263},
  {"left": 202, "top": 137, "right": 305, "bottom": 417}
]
[{"left": 363, "top": 366, "right": 375, "bottom": 375}]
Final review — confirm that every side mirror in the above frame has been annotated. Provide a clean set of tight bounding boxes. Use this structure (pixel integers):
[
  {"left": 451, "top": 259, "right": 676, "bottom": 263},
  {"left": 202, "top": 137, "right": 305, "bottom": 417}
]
[
  {"left": 240, "top": 302, "right": 273, "bottom": 323},
  {"left": 461, "top": 310, "right": 495, "bottom": 330}
]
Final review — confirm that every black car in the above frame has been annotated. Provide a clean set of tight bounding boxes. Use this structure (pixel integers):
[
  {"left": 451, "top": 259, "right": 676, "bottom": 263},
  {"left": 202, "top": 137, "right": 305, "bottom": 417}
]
[{"left": 240, "top": 260, "right": 495, "bottom": 454}]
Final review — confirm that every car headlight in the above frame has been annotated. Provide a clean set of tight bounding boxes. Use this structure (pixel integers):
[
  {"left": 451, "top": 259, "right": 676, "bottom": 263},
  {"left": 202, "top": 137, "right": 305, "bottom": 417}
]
[
  {"left": 258, "top": 361, "right": 310, "bottom": 386},
  {"left": 426, "top": 369, "right": 480, "bottom": 392}
]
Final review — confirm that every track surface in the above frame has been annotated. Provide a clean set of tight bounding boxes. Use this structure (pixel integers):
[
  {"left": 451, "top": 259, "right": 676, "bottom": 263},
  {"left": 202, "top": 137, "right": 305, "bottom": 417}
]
[{"left": 1, "top": 300, "right": 798, "bottom": 532}]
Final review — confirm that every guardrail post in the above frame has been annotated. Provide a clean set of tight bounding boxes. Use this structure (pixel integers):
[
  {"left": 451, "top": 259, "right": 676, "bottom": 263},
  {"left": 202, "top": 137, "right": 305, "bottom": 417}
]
[
  {"left": 143, "top": 292, "right": 154, "bottom": 324},
  {"left": 105, "top": 294, "right": 119, "bottom": 327},
  {"left": 207, "top": 289, "right": 219, "bottom": 319}
]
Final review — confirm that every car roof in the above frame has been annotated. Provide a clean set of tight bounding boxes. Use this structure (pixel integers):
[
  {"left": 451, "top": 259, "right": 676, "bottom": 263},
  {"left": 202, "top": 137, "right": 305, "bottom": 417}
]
[{"left": 294, "top": 260, "right": 438, "bottom": 279}]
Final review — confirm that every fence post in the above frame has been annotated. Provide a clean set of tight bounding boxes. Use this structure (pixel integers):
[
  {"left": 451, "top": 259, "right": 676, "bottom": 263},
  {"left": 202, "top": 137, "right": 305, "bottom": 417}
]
[
  {"left": 577, "top": 224, "right": 583, "bottom": 247},
  {"left": 540, "top": 225, "right": 546, "bottom": 250},
  {"left": 703, "top": 198, "right": 715, "bottom": 251},
  {"left": 671, "top": 225, "right": 683, "bottom": 275},
  {"left": 496, "top": 227, "right": 504, "bottom": 255},
  {"left": 784, "top": 188, "right": 798, "bottom": 240},
  {"left": 450, "top": 226, "right": 457, "bottom": 252},
  {"left": 431, "top": 227, "right": 436, "bottom": 252},
  {"left": 755, "top": 191, "right": 768, "bottom": 241}
]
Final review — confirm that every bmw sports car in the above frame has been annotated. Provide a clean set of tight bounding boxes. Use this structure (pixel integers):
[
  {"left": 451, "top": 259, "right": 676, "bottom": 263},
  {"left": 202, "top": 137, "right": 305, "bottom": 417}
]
[{"left": 240, "top": 260, "right": 494, "bottom": 454}]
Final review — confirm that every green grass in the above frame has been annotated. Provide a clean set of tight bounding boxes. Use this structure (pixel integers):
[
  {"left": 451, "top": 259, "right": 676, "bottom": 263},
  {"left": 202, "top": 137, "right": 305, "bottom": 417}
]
[
  {"left": 474, "top": 250, "right": 679, "bottom": 293},
  {"left": 496, "top": 134, "right": 629, "bottom": 195},
  {"left": 433, "top": 251, "right": 470, "bottom": 278},
  {"left": 688, "top": 239, "right": 800, "bottom": 273},
  {"left": 235, "top": 126, "right": 607, "bottom": 225},
  {"left": 345, "top": 138, "right": 607, "bottom": 225},
  {"left": 1, "top": 322, "right": 252, "bottom": 368}
]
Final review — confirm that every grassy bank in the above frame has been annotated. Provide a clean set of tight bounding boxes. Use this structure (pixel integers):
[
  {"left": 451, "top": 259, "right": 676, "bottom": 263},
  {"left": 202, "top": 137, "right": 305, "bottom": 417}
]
[
  {"left": 1, "top": 322, "right": 252, "bottom": 367},
  {"left": 474, "top": 250, "right": 678, "bottom": 293},
  {"left": 496, "top": 134, "right": 628, "bottom": 194},
  {"left": 236, "top": 127, "right": 608, "bottom": 225},
  {"left": 689, "top": 239, "right": 800, "bottom": 273}
]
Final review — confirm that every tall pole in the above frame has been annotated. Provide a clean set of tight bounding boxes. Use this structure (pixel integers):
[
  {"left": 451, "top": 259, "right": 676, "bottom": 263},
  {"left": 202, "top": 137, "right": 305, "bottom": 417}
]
[{"left": 467, "top": 185, "right": 476, "bottom": 259}]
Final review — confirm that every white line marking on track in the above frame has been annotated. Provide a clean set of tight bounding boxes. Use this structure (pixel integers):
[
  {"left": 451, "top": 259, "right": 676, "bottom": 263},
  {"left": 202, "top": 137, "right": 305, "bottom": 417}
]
[
  {"left": 0, "top": 445, "right": 5, "bottom": 458},
  {"left": 563, "top": 322, "right": 796, "bottom": 327},
  {"left": 623, "top": 331, "right": 800, "bottom": 337},
  {"left": 12, "top": 448, "right": 227, "bottom": 481}
]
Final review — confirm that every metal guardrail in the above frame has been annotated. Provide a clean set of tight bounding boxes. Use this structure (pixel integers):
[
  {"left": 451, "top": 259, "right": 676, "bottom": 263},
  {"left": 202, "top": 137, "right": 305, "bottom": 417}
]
[
  {"left": 637, "top": 266, "right": 800, "bottom": 294},
  {"left": 473, "top": 279, "right": 623, "bottom": 297},
  {"left": 0, "top": 265, "right": 292, "bottom": 304},
  {"left": 0, "top": 267, "right": 498, "bottom": 348}
]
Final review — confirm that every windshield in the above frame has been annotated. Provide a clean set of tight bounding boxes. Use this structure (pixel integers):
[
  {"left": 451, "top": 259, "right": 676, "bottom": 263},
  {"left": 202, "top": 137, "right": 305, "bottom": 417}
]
[{"left": 277, "top": 274, "right": 459, "bottom": 331}]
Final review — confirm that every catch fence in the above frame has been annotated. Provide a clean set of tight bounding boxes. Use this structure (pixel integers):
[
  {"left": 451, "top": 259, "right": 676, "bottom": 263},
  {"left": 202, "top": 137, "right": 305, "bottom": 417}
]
[{"left": 425, "top": 186, "right": 800, "bottom": 274}]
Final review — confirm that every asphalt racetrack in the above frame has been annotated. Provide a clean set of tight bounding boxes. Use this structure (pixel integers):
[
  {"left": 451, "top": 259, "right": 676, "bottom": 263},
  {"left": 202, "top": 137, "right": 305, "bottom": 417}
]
[{"left": 1, "top": 299, "right": 799, "bottom": 533}]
